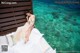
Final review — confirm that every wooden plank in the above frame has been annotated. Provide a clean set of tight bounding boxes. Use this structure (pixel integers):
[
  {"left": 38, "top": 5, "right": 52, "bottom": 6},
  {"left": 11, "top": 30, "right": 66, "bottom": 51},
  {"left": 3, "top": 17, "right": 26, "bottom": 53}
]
[
  {"left": 0, "top": 7, "right": 13, "bottom": 13},
  {"left": 13, "top": 6, "right": 31, "bottom": 11},
  {"left": 1, "top": 22, "right": 25, "bottom": 31},
  {"left": 0, "top": 2, "right": 31, "bottom": 8},
  {"left": 0, "top": 19, "right": 26, "bottom": 27},
  {"left": 0, "top": 15, "right": 25, "bottom": 23},
  {"left": 0, "top": 11, "right": 24, "bottom": 18},
  {"left": 0, "top": 0, "right": 32, "bottom": 36},
  {"left": 0, "top": 28, "right": 17, "bottom": 36},
  {"left": 0, "top": 6, "right": 31, "bottom": 13}
]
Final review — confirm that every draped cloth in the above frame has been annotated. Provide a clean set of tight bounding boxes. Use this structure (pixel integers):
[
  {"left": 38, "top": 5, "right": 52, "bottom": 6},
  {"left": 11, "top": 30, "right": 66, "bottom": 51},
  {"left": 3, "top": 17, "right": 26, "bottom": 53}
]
[
  {"left": 8, "top": 15, "right": 56, "bottom": 53},
  {"left": 8, "top": 28, "right": 56, "bottom": 53}
]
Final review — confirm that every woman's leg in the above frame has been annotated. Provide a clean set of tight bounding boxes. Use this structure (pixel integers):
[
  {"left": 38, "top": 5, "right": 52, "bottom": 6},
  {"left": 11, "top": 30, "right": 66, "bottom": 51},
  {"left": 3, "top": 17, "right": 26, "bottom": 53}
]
[
  {"left": 13, "top": 27, "right": 22, "bottom": 44},
  {"left": 24, "top": 25, "right": 34, "bottom": 43}
]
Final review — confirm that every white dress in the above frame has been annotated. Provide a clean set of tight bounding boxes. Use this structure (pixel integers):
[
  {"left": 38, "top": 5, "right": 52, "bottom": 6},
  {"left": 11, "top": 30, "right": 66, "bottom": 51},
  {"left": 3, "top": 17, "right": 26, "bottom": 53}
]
[
  {"left": 8, "top": 15, "right": 56, "bottom": 53},
  {"left": 8, "top": 28, "right": 56, "bottom": 53},
  {"left": 8, "top": 28, "right": 42, "bottom": 53}
]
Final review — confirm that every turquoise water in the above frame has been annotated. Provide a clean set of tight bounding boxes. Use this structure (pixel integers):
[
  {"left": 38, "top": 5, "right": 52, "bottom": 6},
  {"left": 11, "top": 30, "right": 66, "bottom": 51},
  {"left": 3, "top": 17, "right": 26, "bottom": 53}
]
[{"left": 33, "top": 0, "right": 80, "bottom": 53}]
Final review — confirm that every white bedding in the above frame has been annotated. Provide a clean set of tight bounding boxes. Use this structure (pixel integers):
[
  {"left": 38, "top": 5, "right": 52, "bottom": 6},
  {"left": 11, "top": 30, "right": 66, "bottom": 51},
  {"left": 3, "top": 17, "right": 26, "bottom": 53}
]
[{"left": 7, "top": 28, "right": 56, "bottom": 53}]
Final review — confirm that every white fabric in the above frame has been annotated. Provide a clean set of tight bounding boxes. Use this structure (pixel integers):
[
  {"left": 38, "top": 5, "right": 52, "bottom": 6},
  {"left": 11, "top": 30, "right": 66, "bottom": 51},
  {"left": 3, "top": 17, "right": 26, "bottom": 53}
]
[
  {"left": 8, "top": 28, "right": 56, "bottom": 53},
  {"left": 8, "top": 40, "right": 43, "bottom": 53},
  {"left": 0, "top": 36, "right": 8, "bottom": 45},
  {"left": 0, "top": 32, "right": 15, "bottom": 53},
  {"left": 6, "top": 32, "right": 15, "bottom": 47},
  {"left": 29, "top": 28, "right": 43, "bottom": 44}
]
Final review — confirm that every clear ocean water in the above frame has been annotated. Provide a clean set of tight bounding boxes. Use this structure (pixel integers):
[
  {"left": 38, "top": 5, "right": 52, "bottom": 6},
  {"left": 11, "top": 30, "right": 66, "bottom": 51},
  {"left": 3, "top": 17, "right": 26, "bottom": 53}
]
[{"left": 33, "top": 0, "right": 80, "bottom": 53}]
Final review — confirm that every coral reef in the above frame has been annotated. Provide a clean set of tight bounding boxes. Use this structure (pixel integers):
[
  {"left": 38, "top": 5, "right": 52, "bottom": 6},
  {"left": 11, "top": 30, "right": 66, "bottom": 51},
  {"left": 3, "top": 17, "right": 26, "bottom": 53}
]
[{"left": 33, "top": 0, "right": 80, "bottom": 53}]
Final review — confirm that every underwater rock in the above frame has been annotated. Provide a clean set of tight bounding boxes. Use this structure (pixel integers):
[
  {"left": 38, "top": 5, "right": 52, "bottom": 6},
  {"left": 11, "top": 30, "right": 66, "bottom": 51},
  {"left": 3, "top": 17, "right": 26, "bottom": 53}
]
[
  {"left": 62, "top": 21, "right": 67, "bottom": 25},
  {"left": 51, "top": 12, "right": 59, "bottom": 19},
  {"left": 69, "top": 18, "right": 78, "bottom": 25},
  {"left": 53, "top": 22, "right": 58, "bottom": 26},
  {"left": 64, "top": 35, "right": 70, "bottom": 39},
  {"left": 63, "top": 13, "right": 73, "bottom": 21},
  {"left": 74, "top": 40, "right": 80, "bottom": 51},
  {"left": 67, "top": 28, "right": 73, "bottom": 32},
  {"left": 64, "top": 15, "right": 80, "bottom": 26},
  {"left": 63, "top": 15, "right": 70, "bottom": 21},
  {"left": 77, "top": 30, "right": 80, "bottom": 35},
  {"left": 73, "top": 18, "right": 77, "bottom": 21},
  {"left": 70, "top": 20, "right": 80, "bottom": 26},
  {"left": 54, "top": 31, "right": 61, "bottom": 37}
]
